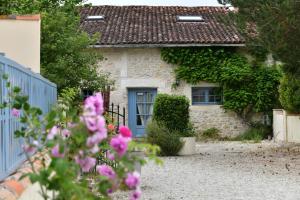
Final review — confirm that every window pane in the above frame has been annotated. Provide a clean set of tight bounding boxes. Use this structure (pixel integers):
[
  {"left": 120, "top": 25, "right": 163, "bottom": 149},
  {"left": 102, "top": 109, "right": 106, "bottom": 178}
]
[
  {"left": 136, "top": 92, "right": 144, "bottom": 102},
  {"left": 192, "top": 87, "right": 222, "bottom": 104}
]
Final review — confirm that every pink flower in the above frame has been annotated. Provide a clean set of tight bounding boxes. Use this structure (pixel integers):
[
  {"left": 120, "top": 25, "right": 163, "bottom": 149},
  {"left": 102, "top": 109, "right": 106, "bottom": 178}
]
[
  {"left": 47, "top": 126, "right": 59, "bottom": 140},
  {"left": 125, "top": 172, "right": 140, "bottom": 189},
  {"left": 107, "top": 124, "right": 115, "bottom": 132},
  {"left": 130, "top": 188, "right": 142, "bottom": 200},
  {"left": 96, "top": 165, "right": 116, "bottom": 179},
  {"left": 106, "top": 151, "right": 115, "bottom": 161},
  {"left": 12, "top": 108, "right": 20, "bottom": 117},
  {"left": 51, "top": 145, "right": 65, "bottom": 158},
  {"left": 75, "top": 156, "right": 96, "bottom": 172},
  {"left": 84, "top": 116, "right": 106, "bottom": 133},
  {"left": 119, "top": 126, "right": 132, "bottom": 138},
  {"left": 86, "top": 131, "right": 107, "bottom": 147},
  {"left": 84, "top": 93, "right": 104, "bottom": 115},
  {"left": 110, "top": 135, "right": 129, "bottom": 156},
  {"left": 22, "top": 144, "right": 36, "bottom": 154},
  {"left": 62, "top": 129, "right": 71, "bottom": 138}
]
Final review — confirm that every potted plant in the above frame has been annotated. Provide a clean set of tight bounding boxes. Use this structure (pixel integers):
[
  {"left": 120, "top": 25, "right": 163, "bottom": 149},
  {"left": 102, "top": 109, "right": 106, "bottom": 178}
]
[{"left": 178, "top": 123, "right": 196, "bottom": 156}]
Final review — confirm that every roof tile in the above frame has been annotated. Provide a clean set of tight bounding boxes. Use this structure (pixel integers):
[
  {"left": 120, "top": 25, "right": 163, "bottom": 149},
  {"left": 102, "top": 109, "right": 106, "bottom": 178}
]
[{"left": 80, "top": 6, "right": 244, "bottom": 46}]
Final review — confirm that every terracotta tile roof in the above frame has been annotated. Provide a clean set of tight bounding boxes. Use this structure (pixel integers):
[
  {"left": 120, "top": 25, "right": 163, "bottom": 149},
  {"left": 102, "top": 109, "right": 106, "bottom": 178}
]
[{"left": 80, "top": 6, "right": 245, "bottom": 47}]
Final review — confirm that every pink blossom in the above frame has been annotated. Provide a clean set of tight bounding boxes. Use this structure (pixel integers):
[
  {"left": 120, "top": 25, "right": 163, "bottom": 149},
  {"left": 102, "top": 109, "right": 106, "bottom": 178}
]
[
  {"left": 84, "top": 93, "right": 104, "bottom": 115},
  {"left": 106, "top": 151, "right": 115, "bottom": 161},
  {"left": 47, "top": 126, "right": 59, "bottom": 140},
  {"left": 90, "top": 145, "right": 99, "bottom": 154},
  {"left": 22, "top": 144, "right": 36, "bottom": 154},
  {"left": 119, "top": 126, "right": 132, "bottom": 138},
  {"left": 107, "top": 124, "right": 115, "bottom": 132},
  {"left": 62, "top": 129, "right": 71, "bottom": 138},
  {"left": 130, "top": 188, "right": 142, "bottom": 200},
  {"left": 125, "top": 172, "right": 140, "bottom": 189},
  {"left": 86, "top": 131, "right": 107, "bottom": 147},
  {"left": 110, "top": 135, "right": 129, "bottom": 156},
  {"left": 96, "top": 165, "right": 116, "bottom": 179},
  {"left": 12, "top": 108, "right": 20, "bottom": 117},
  {"left": 51, "top": 145, "right": 65, "bottom": 158},
  {"left": 84, "top": 116, "right": 106, "bottom": 133},
  {"left": 75, "top": 156, "right": 96, "bottom": 172}
]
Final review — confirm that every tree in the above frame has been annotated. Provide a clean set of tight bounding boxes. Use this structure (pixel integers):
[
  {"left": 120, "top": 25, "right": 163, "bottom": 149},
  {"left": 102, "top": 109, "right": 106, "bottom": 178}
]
[
  {"left": 219, "top": 0, "right": 300, "bottom": 112},
  {"left": 0, "top": 0, "right": 113, "bottom": 93}
]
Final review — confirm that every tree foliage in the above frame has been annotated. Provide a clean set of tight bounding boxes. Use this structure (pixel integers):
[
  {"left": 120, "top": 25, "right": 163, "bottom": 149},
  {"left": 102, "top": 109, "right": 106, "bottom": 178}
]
[
  {"left": 0, "top": 0, "right": 113, "bottom": 92},
  {"left": 161, "top": 47, "right": 281, "bottom": 120},
  {"left": 219, "top": 0, "right": 300, "bottom": 112}
]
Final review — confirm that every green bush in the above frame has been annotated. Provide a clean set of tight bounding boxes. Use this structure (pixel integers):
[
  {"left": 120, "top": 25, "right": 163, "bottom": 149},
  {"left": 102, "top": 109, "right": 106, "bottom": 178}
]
[
  {"left": 202, "top": 128, "right": 221, "bottom": 139},
  {"left": 153, "top": 94, "right": 190, "bottom": 133},
  {"left": 234, "top": 123, "right": 272, "bottom": 142},
  {"left": 146, "top": 121, "right": 183, "bottom": 156},
  {"left": 279, "top": 75, "right": 300, "bottom": 113}
]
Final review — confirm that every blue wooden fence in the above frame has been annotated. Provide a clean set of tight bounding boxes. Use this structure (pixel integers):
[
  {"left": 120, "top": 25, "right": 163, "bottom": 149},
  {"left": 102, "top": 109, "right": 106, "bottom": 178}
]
[{"left": 0, "top": 55, "right": 57, "bottom": 181}]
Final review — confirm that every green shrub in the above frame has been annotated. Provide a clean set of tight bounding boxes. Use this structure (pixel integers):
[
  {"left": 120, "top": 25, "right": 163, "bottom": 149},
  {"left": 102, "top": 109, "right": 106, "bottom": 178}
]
[
  {"left": 279, "top": 75, "right": 300, "bottom": 112},
  {"left": 146, "top": 121, "right": 183, "bottom": 156},
  {"left": 234, "top": 123, "right": 272, "bottom": 142},
  {"left": 202, "top": 128, "right": 221, "bottom": 139},
  {"left": 153, "top": 94, "right": 190, "bottom": 133}
]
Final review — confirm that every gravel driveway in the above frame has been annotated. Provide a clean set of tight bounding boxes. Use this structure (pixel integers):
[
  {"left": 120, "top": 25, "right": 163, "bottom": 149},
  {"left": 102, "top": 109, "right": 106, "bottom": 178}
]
[{"left": 115, "top": 141, "right": 300, "bottom": 200}]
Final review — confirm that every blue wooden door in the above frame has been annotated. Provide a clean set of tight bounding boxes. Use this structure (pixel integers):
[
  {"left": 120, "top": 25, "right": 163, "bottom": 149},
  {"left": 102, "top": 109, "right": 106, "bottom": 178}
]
[{"left": 128, "top": 88, "right": 157, "bottom": 137}]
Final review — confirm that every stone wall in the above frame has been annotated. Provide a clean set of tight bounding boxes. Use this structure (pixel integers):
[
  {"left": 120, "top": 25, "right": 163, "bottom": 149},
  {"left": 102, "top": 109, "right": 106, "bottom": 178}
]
[{"left": 97, "top": 47, "right": 248, "bottom": 136}]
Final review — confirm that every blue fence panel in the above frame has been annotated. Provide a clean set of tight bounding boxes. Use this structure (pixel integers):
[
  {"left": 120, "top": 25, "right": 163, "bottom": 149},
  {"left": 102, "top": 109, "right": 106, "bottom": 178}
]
[{"left": 0, "top": 55, "right": 57, "bottom": 181}]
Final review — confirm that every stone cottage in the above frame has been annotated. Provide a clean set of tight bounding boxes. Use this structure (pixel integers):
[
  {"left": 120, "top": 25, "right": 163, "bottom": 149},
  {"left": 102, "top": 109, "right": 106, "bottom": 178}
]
[{"left": 80, "top": 5, "right": 248, "bottom": 137}]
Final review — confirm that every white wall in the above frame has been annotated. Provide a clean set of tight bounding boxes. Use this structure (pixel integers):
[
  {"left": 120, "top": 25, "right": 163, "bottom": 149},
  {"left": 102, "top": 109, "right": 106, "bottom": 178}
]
[
  {"left": 0, "top": 15, "right": 40, "bottom": 73},
  {"left": 273, "top": 109, "right": 300, "bottom": 143}
]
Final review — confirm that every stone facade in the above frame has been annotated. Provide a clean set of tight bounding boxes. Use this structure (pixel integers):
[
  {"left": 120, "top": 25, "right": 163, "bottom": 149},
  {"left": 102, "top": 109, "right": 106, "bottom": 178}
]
[{"left": 97, "top": 47, "right": 248, "bottom": 136}]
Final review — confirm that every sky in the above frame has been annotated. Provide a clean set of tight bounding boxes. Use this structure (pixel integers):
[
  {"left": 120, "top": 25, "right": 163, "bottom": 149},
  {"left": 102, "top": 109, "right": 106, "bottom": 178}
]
[{"left": 85, "top": 0, "right": 222, "bottom": 7}]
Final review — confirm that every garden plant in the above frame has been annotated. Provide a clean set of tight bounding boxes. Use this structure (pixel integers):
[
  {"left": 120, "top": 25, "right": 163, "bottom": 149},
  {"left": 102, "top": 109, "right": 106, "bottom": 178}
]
[{"left": 0, "top": 75, "right": 160, "bottom": 200}]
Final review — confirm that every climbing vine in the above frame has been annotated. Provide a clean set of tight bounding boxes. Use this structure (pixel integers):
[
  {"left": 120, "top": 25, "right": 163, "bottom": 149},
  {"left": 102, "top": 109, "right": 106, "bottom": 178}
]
[{"left": 161, "top": 47, "right": 281, "bottom": 121}]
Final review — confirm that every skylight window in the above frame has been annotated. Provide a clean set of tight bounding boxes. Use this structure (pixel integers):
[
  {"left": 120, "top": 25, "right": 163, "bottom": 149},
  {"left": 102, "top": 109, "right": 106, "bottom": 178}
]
[
  {"left": 177, "top": 15, "right": 204, "bottom": 22},
  {"left": 86, "top": 15, "right": 104, "bottom": 20}
]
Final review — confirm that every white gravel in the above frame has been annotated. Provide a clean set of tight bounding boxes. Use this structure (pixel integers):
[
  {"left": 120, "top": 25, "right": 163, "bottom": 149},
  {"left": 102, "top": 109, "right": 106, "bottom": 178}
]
[{"left": 114, "top": 141, "right": 300, "bottom": 200}]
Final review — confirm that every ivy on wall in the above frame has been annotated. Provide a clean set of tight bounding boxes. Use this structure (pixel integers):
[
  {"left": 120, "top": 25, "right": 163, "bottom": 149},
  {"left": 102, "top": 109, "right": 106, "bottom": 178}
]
[{"left": 161, "top": 47, "right": 281, "bottom": 121}]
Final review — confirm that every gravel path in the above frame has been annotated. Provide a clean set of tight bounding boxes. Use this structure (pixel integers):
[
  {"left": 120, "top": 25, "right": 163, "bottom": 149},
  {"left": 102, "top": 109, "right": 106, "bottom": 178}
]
[{"left": 114, "top": 141, "right": 300, "bottom": 200}]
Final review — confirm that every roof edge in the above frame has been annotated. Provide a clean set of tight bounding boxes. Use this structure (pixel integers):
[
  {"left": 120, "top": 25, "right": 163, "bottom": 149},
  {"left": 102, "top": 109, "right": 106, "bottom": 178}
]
[
  {"left": 91, "top": 43, "right": 245, "bottom": 48},
  {"left": 0, "top": 14, "right": 40, "bottom": 21}
]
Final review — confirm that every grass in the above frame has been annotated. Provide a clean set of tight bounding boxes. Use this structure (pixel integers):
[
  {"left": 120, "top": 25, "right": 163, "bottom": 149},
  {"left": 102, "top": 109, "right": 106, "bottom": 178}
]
[{"left": 197, "top": 125, "right": 272, "bottom": 143}]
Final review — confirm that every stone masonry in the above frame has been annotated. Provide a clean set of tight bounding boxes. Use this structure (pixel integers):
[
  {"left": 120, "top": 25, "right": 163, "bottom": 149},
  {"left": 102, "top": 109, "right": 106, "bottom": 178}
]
[{"left": 97, "top": 47, "right": 248, "bottom": 136}]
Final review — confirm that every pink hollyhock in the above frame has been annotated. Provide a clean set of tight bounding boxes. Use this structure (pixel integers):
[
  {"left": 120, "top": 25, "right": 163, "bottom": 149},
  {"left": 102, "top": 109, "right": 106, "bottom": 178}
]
[
  {"left": 51, "top": 145, "right": 65, "bottom": 158},
  {"left": 22, "top": 144, "right": 36, "bottom": 154},
  {"left": 110, "top": 135, "right": 129, "bottom": 156},
  {"left": 75, "top": 156, "right": 96, "bottom": 172},
  {"left": 12, "top": 108, "right": 20, "bottom": 117},
  {"left": 107, "top": 124, "right": 115, "bottom": 132},
  {"left": 125, "top": 172, "right": 140, "bottom": 189},
  {"left": 119, "top": 126, "right": 132, "bottom": 138},
  {"left": 84, "top": 116, "right": 106, "bottom": 133},
  {"left": 47, "top": 126, "right": 59, "bottom": 140},
  {"left": 106, "top": 151, "right": 115, "bottom": 161},
  {"left": 130, "top": 188, "right": 142, "bottom": 200},
  {"left": 96, "top": 165, "right": 116, "bottom": 179},
  {"left": 62, "top": 129, "right": 71, "bottom": 138},
  {"left": 84, "top": 93, "right": 104, "bottom": 115},
  {"left": 86, "top": 131, "right": 107, "bottom": 147}
]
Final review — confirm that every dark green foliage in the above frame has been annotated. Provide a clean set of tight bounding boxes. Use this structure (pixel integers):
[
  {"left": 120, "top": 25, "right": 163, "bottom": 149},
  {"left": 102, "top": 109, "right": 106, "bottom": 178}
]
[
  {"left": 279, "top": 76, "right": 300, "bottom": 113},
  {"left": 153, "top": 94, "right": 190, "bottom": 133},
  {"left": 234, "top": 123, "right": 272, "bottom": 142},
  {"left": 202, "top": 128, "right": 221, "bottom": 139},
  {"left": 161, "top": 47, "right": 281, "bottom": 120},
  {"left": 219, "top": 0, "right": 300, "bottom": 112},
  {"left": 146, "top": 121, "right": 183, "bottom": 156}
]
